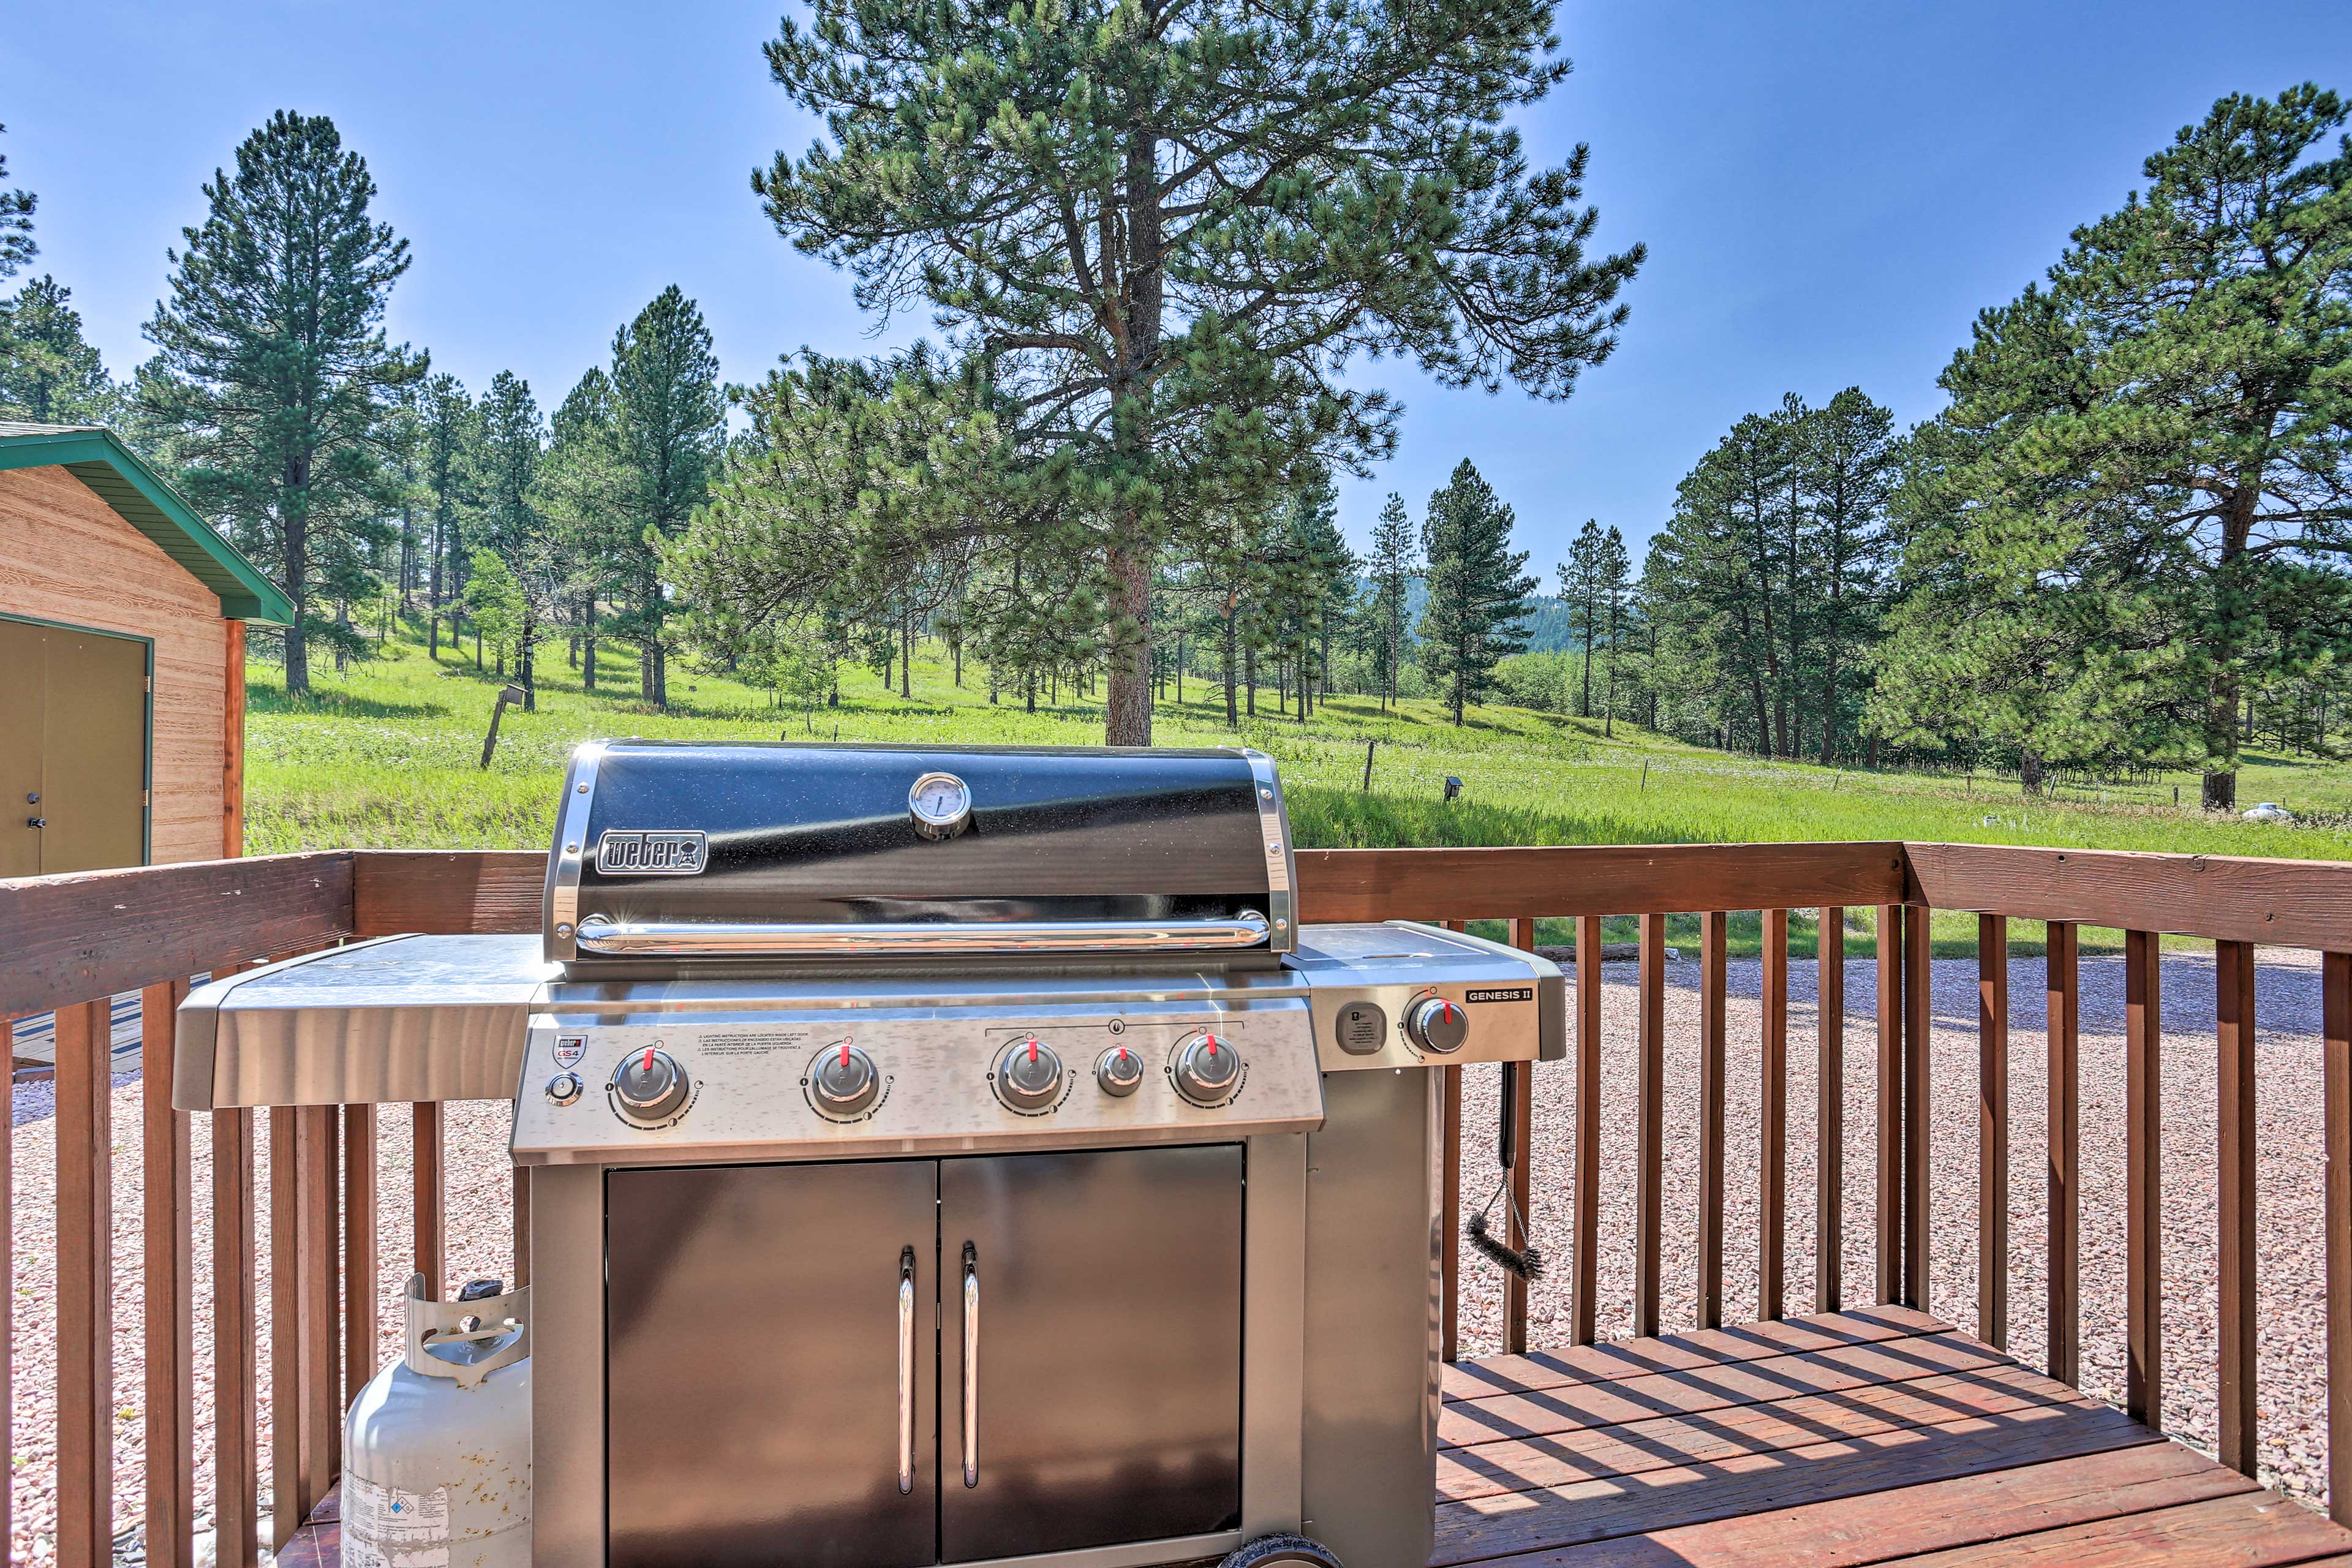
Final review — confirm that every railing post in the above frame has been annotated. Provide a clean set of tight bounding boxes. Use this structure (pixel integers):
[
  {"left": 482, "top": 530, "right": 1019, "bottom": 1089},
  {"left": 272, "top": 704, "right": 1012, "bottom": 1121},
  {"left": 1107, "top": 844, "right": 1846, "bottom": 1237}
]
[
  {"left": 213, "top": 1101, "right": 259, "bottom": 1568},
  {"left": 2326, "top": 950, "right": 2352, "bottom": 1525},
  {"left": 415, "top": 1101, "right": 447, "bottom": 1297},
  {"left": 1875, "top": 904, "right": 1902, "bottom": 1306},
  {"left": 1904, "top": 902, "right": 1931, "bottom": 1313},
  {"left": 346, "top": 1104, "right": 381, "bottom": 1408},
  {"left": 1635, "top": 911, "right": 1666, "bottom": 1338},
  {"left": 1698, "top": 910, "right": 1728, "bottom": 1331},
  {"left": 1570, "top": 914, "right": 1602, "bottom": 1346},
  {"left": 2217, "top": 939, "right": 2258, "bottom": 1474},
  {"left": 143, "top": 979, "right": 197, "bottom": 1568},
  {"left": 1978, "top": 914, "right": 2008, "bottom": 1351},
  {"left": 57, "top": 996, "right": 114, "bottom": 1568},
  {"left": 2047, "top": 921, "right": 2080, "bottom": 1386},
  {"left": 2125, "top": 927, "right": 2163, "bottom": 1430},
  {"left": 1505, "top": 918, "right": 1537, "bottom": 1355},
  {"left": 1817, "top": 908, "right": 1845, "bottom": 1315},
  {"left": 1760, "top": 909, "right": 1788, "bottom": 1322}
]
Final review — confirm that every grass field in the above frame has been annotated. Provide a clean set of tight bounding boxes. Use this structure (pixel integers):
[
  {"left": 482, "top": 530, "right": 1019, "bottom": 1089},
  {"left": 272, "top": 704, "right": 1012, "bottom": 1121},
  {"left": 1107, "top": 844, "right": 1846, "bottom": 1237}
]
[{"left": 245, "top": 619, "right": 2352, "bottom": 957}]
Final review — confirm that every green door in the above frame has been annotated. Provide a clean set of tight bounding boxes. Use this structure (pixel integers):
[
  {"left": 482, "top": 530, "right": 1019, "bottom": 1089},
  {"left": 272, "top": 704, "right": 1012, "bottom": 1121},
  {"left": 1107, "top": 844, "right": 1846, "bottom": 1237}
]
[
  {"left": 0, "top": 619, "right": 42, "bottom": 878},
  {"left": 0, "top": 618, "right": 148, "bottom": 875}
]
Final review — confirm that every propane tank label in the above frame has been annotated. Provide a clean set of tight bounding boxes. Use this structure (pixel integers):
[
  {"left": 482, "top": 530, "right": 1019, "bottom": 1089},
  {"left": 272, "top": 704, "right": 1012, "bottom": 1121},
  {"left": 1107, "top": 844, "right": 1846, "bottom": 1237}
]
[{"left": 343, "top": 1474, "right": 453, "bottom": 1568}]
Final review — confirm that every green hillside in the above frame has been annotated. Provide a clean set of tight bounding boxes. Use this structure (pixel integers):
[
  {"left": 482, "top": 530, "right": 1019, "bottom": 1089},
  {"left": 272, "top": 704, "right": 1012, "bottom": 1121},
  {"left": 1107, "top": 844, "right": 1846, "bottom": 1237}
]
[{"left": 244, "top": 620, "right": 2352, "bottom": 956}]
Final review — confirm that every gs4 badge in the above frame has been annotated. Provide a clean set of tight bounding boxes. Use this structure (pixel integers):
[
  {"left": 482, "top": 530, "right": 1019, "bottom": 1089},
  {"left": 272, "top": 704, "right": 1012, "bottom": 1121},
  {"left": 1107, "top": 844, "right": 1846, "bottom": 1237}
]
[{"left": 595, "top": 829, "right": 707, "bottom": 875}]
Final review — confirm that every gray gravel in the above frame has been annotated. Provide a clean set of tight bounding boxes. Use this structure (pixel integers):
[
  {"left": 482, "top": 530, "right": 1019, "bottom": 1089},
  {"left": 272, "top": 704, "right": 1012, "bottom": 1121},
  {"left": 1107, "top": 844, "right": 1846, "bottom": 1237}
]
[
  {"left": 12, "top": 949, "right": 2340, "bottom": 1557},
  {"left": 1453, "top": 948, "right": 2338, "bottom": 1513}
]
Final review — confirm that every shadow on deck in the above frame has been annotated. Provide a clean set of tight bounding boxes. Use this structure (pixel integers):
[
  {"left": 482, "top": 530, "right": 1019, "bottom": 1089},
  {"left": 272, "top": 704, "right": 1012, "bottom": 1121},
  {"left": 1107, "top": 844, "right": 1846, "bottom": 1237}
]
[{"left": 279, "top": 1306, "right": 2352, "bottom": 1567}]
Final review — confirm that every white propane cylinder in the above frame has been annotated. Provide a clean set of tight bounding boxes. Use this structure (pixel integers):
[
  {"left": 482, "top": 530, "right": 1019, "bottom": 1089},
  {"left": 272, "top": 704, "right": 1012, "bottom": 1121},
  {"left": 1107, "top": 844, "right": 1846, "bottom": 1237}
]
[{"left": 342, "top": 1273, "right": 531, "bottom": 1568}]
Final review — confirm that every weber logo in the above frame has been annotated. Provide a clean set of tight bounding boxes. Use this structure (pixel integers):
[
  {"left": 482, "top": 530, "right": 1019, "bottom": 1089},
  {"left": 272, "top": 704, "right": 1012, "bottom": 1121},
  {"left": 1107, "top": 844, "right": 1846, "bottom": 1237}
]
[
  {"left": 596, "top": 829, "right": 707, "bottom": 875},
  {"left": 1464, "top": 986, "right": 1534, "bottom": 1005}
]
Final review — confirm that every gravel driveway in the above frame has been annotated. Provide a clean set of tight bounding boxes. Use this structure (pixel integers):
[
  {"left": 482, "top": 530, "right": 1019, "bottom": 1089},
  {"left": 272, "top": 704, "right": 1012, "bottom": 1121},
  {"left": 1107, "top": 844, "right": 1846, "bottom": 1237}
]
[{"left": 9, "top": 949, "right": 2340, "bottom": 1559}]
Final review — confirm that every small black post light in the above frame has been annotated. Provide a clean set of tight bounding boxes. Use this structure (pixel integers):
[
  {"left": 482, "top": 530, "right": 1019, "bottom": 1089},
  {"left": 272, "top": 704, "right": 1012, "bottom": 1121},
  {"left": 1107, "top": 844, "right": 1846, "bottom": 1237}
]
[
  {"left": 481, "top": 684, "right": 529, "bottom": 769},
  {"left": 1443, "top": 776, "right": 1463, "bottom": 803}
]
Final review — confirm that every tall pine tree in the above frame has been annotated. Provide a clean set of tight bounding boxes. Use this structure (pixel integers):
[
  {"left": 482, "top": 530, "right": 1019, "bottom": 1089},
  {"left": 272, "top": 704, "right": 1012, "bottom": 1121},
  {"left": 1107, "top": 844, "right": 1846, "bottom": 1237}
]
[
  {"left": 1365, "top": 492, "right": 1418, "bottom": 710},
  {"left": 1419, "top": 460, "right": 1534, "bottom": 725},
  {"left": 0, "top": 276, "right": 118, "bottom": 424},
  {"left": 753, "top": 0, "right": 1643, "bottom": 744},
  {"left": 0, "top": 124, "right": 33, "bottom": 283},
  {"left": 141, "top": 112, "right": 424, "bottom": 692},
  {"left": 610, "top": 286, "right": 721, "bottom": 708}
]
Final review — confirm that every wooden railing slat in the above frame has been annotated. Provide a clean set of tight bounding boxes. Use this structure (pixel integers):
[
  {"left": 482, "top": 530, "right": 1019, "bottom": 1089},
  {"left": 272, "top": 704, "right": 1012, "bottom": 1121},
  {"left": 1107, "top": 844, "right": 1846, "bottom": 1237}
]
[
  {"left": 305, "top": 1107, "right": 341, "bottom": 1490},
  {"left": 1635, "top": 911, "right": 1666, "bottom": 1340},
  {"left": 414, "top": 1102, "right": 447, "bottom": 1298},
  {"left": 1817, "top": 908, "right": 1845, "bottom": 1316},
  {"left": 1978, "top": 914, "right": 2009, "bottom": 1351},
  {"left": 1907, "top": 840, "right": 2352, "bottom": 950},
  {"left": 1570, "top": 914, "right": 1603, "bottom": 1347},
  {"left": 1504, "top": 918, "right": 1538, "bottom": 1354},
  {"left": 2217, "top": 939, "right": 2258, "bottom": 1476},
  {"left": 1698, "top": 910, "right": 1728, "bottom": 1330},
  {"left": 1440, "top": 1065, "right": 1461, "bottom": 1363},
  {"left": 2048, "top": 921, "right": 2081, "bottom": 1387},
  {"left": 1876, "top": 905, "right": 1902, "bottom": 1306},
  {"left": 2125, "top": 927, "right": 2163, "bottom": 1430},
  {"left": 58, "top": 997, "right": 114, "bottom": 1568},
  {"left": 142, "top": 979, "right": 196, "bottom": 1568},
  {"left": 269, "top": 1106, "right": 308, "bottom": 1551},
  {"left": 345, "top": 1104, "right": 380, "bottom": 1411},
  {"left": 1760, "top": 909, "right": 1789, "bottom": 1322},
  {"left": 1904, "top": 905, "right": 1931, "bottom": 1314},
  {"left": 212, "top": 1104, "right": 258, "bottom": 1568},
  {"left": 2325, "top": 950, "right": 2352, "bottom": 1526}
]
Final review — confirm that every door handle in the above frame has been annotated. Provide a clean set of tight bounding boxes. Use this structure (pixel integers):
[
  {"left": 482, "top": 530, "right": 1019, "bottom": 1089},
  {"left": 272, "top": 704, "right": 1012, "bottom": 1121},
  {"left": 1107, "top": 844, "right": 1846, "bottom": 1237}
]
[
  {"left": 897, "top": 1246, "right": 916, "bottom": 1496},
  {"left": 961, "top": 1240, "right": 979, "bottom": 1488}
]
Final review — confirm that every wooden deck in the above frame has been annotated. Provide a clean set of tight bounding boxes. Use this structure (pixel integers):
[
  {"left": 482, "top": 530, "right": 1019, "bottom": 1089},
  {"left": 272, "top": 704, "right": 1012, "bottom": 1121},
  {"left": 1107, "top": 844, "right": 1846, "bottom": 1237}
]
[{"left": 277, "top": 1305, "right": 2352, "bottom": 1567}]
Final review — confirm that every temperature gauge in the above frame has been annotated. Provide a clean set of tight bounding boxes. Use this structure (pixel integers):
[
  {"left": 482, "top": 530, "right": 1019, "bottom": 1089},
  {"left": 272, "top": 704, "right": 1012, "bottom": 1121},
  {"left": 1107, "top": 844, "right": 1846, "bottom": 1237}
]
[{"left": 908, "top": 771, "right": 974, "bottom": 840}]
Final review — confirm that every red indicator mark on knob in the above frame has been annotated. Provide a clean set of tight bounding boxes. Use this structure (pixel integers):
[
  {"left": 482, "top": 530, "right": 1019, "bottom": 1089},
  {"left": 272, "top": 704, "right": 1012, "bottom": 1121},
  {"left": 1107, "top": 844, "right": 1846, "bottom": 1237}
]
[
  {"left": 1204, "top": 1034, "right": 1219, "bottom": 1057},
  {"left": 641, "top": 1047, "right": 656, "bottom": 1075},
  {"left": 1118, "top": 1047, "right": 1129, "bottom": 1065},
  {"left": 840, "top": 1042, "right": 852, "bottom": 1070},
  {"left": 1027, "top": 1038, "right": 1039, "bottom": 1065}
]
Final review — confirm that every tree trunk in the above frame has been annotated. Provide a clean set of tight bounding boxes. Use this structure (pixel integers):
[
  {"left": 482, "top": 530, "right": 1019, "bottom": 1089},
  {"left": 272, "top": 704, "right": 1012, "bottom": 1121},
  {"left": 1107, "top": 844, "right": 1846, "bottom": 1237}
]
[
  {"left": 1223, "top": 606, "right": 1238, "bottom": 726},
  {"left": 583, "top": 596, "right": 598, "bottom": 693},
  {"left": 2019, "top": 750, "right": 2045, "bottom": 797},
  {"left": 1819, "top": 648, "right": 1839, "bottom": 765},
  {"left": 900, "top": 610, "right": 912, "bottom": 699},
  {"left": 1245, "top": 644, "right": 1257, "bottom": 718},
  {"left": 1102, "top": 545, "right": 1153, "bottom": 744}
]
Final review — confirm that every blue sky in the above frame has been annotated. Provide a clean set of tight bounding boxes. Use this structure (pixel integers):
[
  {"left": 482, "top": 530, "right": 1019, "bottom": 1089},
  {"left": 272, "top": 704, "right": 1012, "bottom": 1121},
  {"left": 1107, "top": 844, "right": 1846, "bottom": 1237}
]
[{"left": 4, "top": 1, "right": 2347, "bottom": 580}]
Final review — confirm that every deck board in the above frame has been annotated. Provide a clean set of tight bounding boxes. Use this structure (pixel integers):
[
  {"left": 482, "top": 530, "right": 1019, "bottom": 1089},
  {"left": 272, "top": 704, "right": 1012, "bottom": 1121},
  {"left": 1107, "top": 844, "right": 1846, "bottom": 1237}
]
[{"left": 277, "top": 1309, "right": 2352, "bottom": 1568}]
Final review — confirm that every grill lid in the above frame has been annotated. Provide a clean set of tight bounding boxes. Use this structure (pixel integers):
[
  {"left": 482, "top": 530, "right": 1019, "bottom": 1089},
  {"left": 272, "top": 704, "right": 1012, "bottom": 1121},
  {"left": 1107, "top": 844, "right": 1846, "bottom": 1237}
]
[{"left": 543, "top": 741, "right": 1295, "bottom": 965}]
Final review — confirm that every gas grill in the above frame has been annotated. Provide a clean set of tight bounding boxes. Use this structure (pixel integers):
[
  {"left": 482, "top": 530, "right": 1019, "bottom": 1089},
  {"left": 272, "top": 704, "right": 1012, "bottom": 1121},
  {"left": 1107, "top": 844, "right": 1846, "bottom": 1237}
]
[{"left": 176, "top": 741, "right": 1564, "bottom": 1568}]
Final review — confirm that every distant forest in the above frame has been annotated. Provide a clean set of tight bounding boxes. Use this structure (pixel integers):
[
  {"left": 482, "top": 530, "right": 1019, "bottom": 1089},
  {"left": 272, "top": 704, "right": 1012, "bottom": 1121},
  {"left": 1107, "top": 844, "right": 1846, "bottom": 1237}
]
[{"left": 2, "top": 70, "right": 2345, "bottom": 807}]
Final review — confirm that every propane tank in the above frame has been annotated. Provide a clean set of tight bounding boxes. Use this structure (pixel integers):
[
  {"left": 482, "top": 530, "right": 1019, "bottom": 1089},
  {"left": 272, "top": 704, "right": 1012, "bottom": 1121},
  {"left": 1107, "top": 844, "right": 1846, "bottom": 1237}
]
[{"left": 342, "top": 1273, "right": 530, "bottom": 1568}]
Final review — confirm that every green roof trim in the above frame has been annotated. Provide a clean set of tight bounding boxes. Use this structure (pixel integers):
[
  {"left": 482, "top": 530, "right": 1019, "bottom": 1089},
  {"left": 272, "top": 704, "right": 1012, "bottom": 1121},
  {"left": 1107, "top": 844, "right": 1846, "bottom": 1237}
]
[{"left": 0, "top": 424, "right": 294, "bottom": 624}]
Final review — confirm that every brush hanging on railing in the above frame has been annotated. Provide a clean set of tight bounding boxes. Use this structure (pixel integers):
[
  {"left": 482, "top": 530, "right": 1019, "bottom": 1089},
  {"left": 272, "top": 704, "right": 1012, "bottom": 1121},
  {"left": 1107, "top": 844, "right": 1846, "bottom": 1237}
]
[{"left": 1467, "top": 1060, "right": 1542, "bottom": 1281}]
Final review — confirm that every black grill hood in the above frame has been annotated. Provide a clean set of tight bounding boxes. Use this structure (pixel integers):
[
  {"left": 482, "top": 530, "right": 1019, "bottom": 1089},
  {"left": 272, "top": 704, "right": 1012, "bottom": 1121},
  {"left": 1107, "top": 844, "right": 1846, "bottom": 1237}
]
[{"left": 543, "top": 741, "right": 1296, "bottom": 970}]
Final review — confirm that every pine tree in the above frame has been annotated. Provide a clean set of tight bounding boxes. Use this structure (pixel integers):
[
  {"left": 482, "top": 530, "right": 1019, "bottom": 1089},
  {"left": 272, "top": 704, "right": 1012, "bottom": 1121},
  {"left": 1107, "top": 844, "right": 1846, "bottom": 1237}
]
[
  {"left": 417, "top": 374, "right": 480, "bottom": 658},
  {"left": 0, "top": 276, "right": 119, "bottom": 424},
  {"left": 474, "top": 372, "right": 551, "bottom": 706},
  {"left": 0, "top": 125, "right": 33, "bottom": 284},
  {"left": 141, "top": 112, "right": 424, "bottom": 693},
  {"left": 610, "top": 286, "right": 721, "bottom": 708},
  {"left": 1801, "top": 388, "right": 1901, "bottom": 763},
  {"left": 1365, "top": 492, "right": 1418, "bottom": 709},
  {"left": 752, "top": 0, "right": 1643, "bottom": 744},
  {"left": 1596, "top": 524, "right": 1630, "bottom": 734},
  {"left": 540, "top": 368, "right": 630, "bottom": 693},
  {"left": 1558, "top": 519, "right": 1606, "bottom": 717},
  {"left": 1873, "top": 86, "right": 2352, "bottom": 804},
  {"left": 1418, "top": 460, "right": 1535, "bottom": 725}
]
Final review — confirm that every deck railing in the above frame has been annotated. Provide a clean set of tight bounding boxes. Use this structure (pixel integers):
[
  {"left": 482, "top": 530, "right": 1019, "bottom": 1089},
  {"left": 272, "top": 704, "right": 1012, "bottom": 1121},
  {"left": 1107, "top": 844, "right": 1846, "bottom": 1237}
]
[{"left": 4, "top": 839, "right": 2351, "bottom": 1564}]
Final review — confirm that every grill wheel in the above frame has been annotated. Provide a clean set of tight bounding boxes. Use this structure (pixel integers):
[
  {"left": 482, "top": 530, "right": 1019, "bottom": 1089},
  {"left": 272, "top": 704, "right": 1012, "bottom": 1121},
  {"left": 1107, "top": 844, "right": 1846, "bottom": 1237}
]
[{"left": 1219, "top": 1534, "right": 1344, "bottom": 1568}]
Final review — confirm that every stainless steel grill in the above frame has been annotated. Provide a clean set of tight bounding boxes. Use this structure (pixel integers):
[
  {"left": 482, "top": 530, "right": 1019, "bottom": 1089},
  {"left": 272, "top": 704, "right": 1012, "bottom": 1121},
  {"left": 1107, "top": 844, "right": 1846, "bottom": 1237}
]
[{"left": 176, "top": 741, "right": 1563, "bottom": 1568}]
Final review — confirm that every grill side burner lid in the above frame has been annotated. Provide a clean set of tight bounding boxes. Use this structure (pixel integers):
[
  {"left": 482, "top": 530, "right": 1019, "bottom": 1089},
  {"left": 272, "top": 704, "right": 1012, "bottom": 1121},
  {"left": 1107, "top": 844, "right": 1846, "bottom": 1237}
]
[{"left": 543, "top": 741, "right": 1296, "bottom": 966}]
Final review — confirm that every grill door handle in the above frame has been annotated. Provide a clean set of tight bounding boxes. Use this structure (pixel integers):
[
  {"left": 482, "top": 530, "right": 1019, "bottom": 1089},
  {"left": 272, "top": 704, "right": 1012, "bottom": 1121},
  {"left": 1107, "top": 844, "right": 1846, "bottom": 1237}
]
[
  {"left": 897, "top": 1246, "right": 916, "bottom": 1496},
  {"left": 962, "top": 1240, "right": 979, "bottom": 1488}
]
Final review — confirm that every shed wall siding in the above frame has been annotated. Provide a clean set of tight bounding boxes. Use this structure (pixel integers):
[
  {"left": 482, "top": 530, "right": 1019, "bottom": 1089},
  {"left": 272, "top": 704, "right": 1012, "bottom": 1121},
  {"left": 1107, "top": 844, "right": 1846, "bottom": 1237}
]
[{"left": 0, "top": 466, "right": 229, "bottom": 864}]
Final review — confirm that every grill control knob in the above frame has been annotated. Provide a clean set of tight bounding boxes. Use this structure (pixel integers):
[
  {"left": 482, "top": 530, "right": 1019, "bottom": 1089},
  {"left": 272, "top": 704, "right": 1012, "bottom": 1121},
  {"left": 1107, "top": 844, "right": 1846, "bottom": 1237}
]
[
  {"left": 1405, "top": 996, "right": 1469, "bottom": 1055},
  {"left": 810, "top": 1041, "right": 881, "bottom": 1118},
  {"left": 995, "top": 1037, "right": 1065, "bottom": 1111},
  {"left": 1172, "top": 1031, "right": 1242, "bottom": 1106},
  {"left": 1095, "top": 1044, "right": 1144, "bottom": 1098},
  {"left": 611, "top": 1047, "right": 691, "bottom": 1123}
]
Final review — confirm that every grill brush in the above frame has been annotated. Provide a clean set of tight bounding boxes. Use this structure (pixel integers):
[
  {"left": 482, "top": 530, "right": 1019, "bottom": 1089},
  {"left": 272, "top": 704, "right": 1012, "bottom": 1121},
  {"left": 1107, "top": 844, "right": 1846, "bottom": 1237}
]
[{"left": 1465, "top": 1061, "right": 1544, "bottom": 1281}]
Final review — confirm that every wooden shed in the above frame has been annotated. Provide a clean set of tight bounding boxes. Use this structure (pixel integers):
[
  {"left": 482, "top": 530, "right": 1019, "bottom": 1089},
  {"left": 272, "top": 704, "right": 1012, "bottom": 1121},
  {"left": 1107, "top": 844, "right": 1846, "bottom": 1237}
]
[{"left": 0, "top": 421, "right": 291, "bottom": 876}]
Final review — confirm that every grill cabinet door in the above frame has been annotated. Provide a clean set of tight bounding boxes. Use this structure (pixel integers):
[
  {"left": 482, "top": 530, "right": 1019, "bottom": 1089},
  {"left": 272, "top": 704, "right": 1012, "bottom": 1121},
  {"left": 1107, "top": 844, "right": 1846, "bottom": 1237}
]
[
  {"left": 607, "top": 1161, "right": 939, "bottom": 1568},
  {"left": 940, "top": 1146, "right": 1243, "bottom": 1562}
]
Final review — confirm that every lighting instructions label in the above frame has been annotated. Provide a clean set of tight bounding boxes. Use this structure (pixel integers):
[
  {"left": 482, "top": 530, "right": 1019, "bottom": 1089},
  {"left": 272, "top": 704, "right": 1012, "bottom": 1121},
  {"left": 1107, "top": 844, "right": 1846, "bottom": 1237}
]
[{"left": 342, "top": 1476, "right": 453, "bottom": 1568}]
